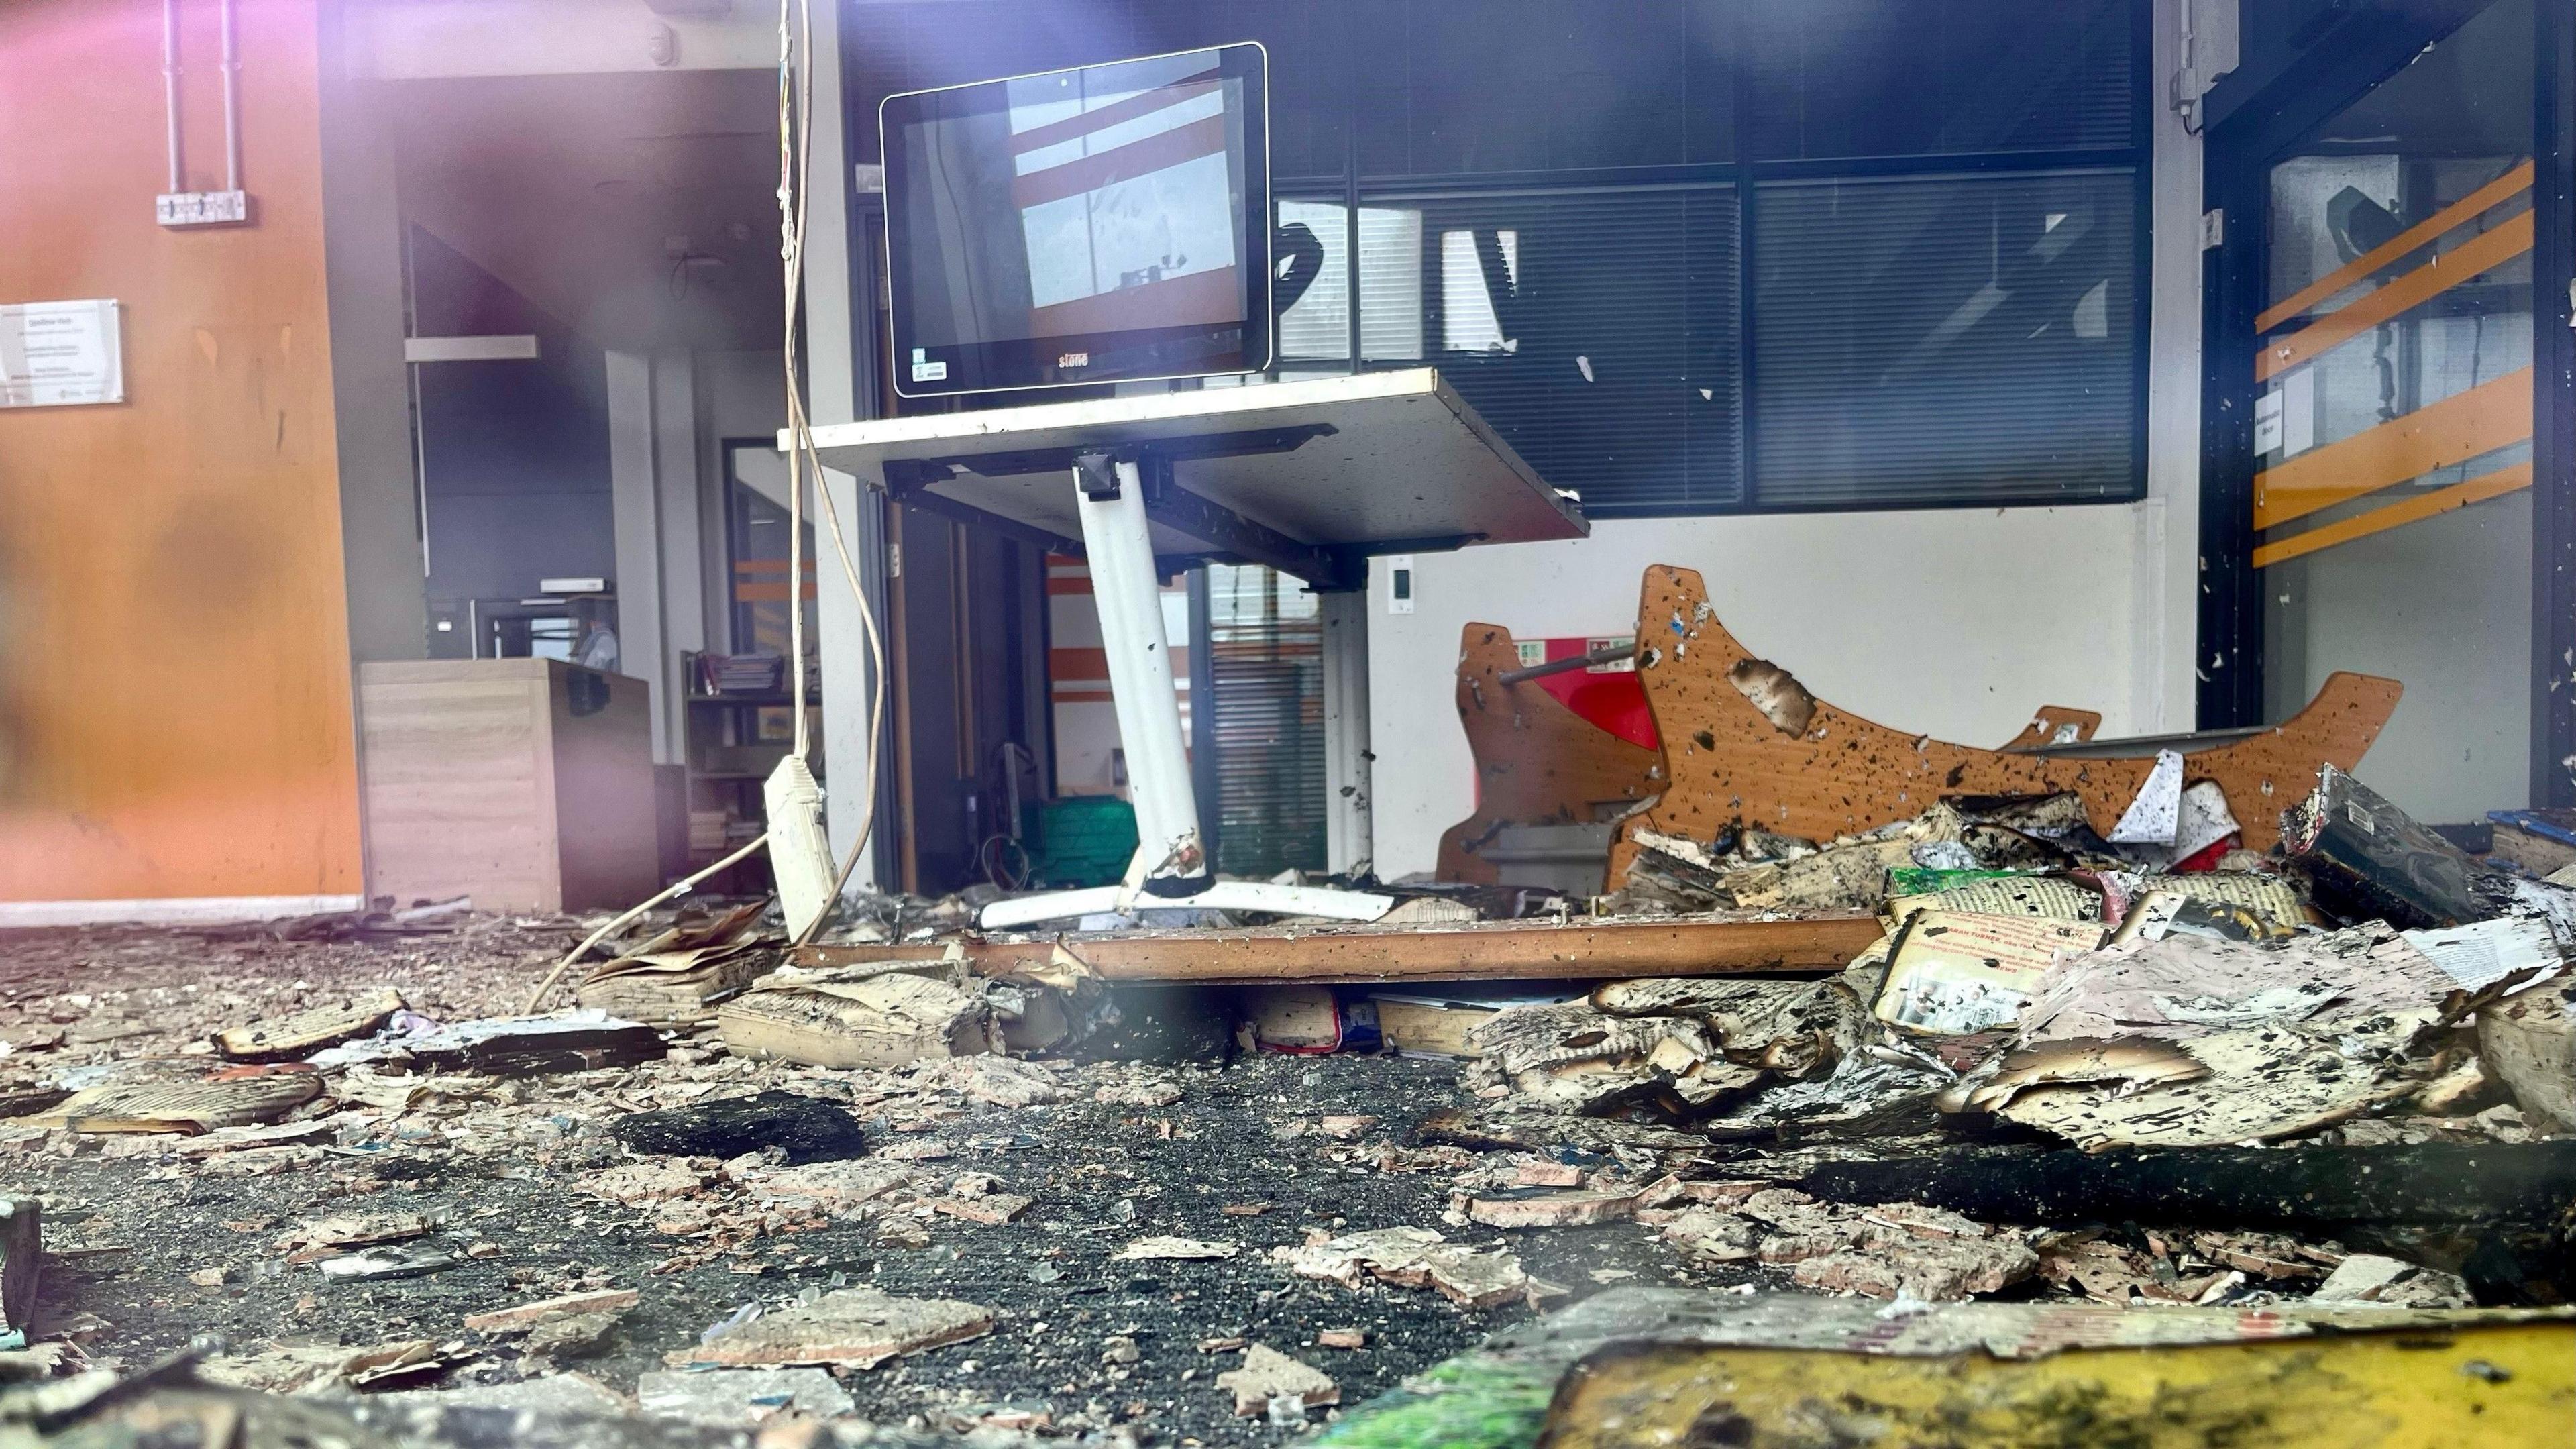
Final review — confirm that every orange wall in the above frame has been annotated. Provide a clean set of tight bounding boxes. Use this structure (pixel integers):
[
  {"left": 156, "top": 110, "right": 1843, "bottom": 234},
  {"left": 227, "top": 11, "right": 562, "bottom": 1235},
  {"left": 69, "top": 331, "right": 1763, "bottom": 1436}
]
[{"left": 0, "top": 0, "right": 364, "bottom": 901}]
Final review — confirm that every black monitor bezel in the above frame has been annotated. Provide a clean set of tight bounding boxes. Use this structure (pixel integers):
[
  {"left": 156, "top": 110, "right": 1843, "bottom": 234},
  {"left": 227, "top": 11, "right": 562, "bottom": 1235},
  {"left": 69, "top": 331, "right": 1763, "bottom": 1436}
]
[{"left": 879, "top": 42, "right": 1275, "bottom": 400}]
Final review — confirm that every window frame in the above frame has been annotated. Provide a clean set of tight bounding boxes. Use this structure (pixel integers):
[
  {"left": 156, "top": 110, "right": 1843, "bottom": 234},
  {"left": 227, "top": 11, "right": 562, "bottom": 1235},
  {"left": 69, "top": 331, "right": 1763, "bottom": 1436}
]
[{"left": 1275, "top": 0, "right": 2156, "bottom": 519}]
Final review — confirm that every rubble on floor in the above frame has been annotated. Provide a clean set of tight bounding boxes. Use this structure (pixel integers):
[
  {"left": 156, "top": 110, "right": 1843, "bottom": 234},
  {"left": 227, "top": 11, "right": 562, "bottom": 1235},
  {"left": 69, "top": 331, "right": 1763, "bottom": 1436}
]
[
  {"left": 669, "top": 1287, "right": 996, "bottom": 1370},
  {"left": 1273, "top": 1228, "right": 1539, "bottom": 1311},
  {"left": 3, "top": 757, "right": 2574, "bottom": 1446},
  {"left": 1214, "top": 1343, "right": 1338, "bottom": 1419}
]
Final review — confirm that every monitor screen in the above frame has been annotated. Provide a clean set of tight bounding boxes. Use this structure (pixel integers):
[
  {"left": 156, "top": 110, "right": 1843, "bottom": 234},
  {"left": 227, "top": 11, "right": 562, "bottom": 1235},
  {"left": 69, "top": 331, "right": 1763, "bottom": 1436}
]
[{"left": 880, "top": 44, "right": 1272, "bottom": 398}]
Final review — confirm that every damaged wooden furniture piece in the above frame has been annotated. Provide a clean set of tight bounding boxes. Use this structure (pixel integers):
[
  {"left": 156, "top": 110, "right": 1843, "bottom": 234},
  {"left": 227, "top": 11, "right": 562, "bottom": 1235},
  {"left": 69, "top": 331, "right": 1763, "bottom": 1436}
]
[
  {"left": 804, "top": 911, "right": 1884, "bottom": 985},
  {"left": 1607, "top": 565, "right": 2399, "bottom": 887},
  {"left": 1438, "top": 624, "right": 1664, "bottom": 884},
  {"left": 1437, "top": 621, "right": 2104, "bottom": 886}
]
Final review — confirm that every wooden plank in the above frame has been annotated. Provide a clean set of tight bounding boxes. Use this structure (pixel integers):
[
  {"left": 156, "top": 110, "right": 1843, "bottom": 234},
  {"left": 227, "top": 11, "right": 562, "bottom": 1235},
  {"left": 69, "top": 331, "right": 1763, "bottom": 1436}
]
[
  {"left": 1436, "top": 627, "right": 2105, "bottom": 885},
  {"left": 2254, "top": 367, "right": 2532, "bottom": 529},
  {"left": 2255, "top": 160, "right": 2534, "bottom": 331},
  {"left": 2253, "top": 462, "right": 2533, "bottom": 568},
  {"left": 792, "top": 912, "right": 1884, "bottom": 984},
  {"left": 1436, "top": 624, "right": 1662, "bottom": 884},
  {"left": 2256, "top": 211, "right": 2532, "bottom": 382},
  {"left": 1604, "top": 568, "right": 2398, "bottom": 874}
]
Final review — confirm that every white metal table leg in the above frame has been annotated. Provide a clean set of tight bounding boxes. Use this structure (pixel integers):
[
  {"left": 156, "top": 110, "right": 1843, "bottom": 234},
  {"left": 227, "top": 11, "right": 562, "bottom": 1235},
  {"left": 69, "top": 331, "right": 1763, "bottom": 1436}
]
[
  {"left": 974, "top": 454, "right": 1395, "bottom": 932},
  {"left": 1074, "top": 455, "right": 1206, "bottom": 890}
]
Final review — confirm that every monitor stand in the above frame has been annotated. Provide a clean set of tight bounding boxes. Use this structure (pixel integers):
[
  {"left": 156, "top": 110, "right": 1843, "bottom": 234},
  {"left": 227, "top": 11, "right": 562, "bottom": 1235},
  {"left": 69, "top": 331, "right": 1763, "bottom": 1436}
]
[{"left": 976, "top": 449, "right": 1393, "bottom": 932}]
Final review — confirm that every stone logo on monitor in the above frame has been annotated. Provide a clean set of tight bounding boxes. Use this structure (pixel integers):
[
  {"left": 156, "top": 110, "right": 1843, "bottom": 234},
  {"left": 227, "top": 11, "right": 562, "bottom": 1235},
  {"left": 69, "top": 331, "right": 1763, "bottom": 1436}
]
[{"left": 1058, "top": 351, "right": 1091, "bottom": 370}]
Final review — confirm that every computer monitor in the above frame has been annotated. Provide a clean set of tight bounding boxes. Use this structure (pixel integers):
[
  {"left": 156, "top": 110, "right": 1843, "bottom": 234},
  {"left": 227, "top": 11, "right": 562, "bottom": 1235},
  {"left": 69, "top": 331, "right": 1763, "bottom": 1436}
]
[{"left": 880, "top": 43, "right": 1273, "bottom": 398}]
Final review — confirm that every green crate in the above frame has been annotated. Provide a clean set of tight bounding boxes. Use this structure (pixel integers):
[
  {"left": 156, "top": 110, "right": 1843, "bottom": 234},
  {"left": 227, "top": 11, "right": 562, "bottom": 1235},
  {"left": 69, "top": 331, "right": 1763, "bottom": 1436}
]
[{"left": 1024, "top": 796, "right": 1138, "bottom": 888}]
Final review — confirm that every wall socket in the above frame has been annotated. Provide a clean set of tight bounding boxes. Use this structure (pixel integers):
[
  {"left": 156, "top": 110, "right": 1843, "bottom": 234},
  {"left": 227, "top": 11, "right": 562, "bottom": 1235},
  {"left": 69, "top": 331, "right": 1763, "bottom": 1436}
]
[{"left": 156, "top": 191, "right": 250, "bottom": 227}]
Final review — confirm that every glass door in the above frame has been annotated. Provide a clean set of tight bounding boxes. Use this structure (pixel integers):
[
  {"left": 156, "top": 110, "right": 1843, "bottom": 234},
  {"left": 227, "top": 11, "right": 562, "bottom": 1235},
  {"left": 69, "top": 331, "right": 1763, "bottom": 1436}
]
[{"left": 2247, "top": 0, "right": 2536, "bottom": 822}]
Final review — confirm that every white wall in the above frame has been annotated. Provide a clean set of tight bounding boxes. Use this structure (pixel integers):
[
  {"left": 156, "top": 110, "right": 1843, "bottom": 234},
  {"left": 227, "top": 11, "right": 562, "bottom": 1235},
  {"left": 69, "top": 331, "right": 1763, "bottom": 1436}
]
[{"left": 1364, "top": 504, "right": 2173, "bottom": 880}]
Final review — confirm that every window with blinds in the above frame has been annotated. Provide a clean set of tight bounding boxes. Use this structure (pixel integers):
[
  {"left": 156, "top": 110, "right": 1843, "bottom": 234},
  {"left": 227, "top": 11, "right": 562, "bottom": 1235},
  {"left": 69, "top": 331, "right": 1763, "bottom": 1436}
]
[
  {"left": 1736, "top": 0, "right": 2135, "bottom": 160},
  {"left": 1199, "top": 565, "right": 1326, "bottom": 877},
  {"left": 1356, "top": 189, "right": 1743, "bottom": 516},
  {"left": 1752, "top": 170, "right": 2140, "bottom": 509}
]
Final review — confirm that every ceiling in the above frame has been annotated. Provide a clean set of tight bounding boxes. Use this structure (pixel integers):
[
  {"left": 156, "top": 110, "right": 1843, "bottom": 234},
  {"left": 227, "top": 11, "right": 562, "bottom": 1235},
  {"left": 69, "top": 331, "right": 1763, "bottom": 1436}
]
[{"left": 388, "top": 68, "right": 790, "bottom": 352}]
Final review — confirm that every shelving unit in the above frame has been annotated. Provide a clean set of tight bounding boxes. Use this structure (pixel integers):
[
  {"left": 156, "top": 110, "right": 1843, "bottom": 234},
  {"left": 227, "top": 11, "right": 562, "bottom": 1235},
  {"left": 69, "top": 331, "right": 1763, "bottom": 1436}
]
[{"left": 679, "top": 680, "right": 822, "bottom": 892}]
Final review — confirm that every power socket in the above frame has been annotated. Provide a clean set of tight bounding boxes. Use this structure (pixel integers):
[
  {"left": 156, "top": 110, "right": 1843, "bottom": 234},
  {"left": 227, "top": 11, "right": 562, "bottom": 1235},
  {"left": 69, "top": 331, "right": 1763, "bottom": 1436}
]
[{"left": 156, "top": 191, "right": 250, "bottom": 227}]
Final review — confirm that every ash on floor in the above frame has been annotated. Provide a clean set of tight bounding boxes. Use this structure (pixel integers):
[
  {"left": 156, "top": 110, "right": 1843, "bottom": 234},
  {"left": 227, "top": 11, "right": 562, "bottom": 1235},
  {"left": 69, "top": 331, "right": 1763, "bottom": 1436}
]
[{"left": 0, "top": 922, "right": 1746, "bottom": 1446}]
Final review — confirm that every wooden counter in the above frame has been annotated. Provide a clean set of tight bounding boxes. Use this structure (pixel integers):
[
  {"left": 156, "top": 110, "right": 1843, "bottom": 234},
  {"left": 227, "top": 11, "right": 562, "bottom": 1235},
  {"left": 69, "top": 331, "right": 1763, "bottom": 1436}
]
[{"left": 358, "top": 659, "right": 659, "bottom": 912}]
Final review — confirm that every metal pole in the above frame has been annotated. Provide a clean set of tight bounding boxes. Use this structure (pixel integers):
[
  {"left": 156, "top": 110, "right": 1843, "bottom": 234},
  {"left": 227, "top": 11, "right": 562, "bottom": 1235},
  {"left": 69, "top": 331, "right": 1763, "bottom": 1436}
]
[
  {"left": 1318, "top": 588, "right": 1373, "bottom": 876},
  {"left": 161, "top": 0, "right": 185, "bottom": 194},
  {"left": 218, "top": 0, "right": 240, "bottom": 193}
]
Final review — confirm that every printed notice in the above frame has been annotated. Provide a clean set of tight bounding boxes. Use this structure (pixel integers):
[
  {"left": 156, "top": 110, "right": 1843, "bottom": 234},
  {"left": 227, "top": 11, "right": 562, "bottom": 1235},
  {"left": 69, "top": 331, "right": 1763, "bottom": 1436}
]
[{"left": 0, "top": 300, "right": 123, "bottom": 407}]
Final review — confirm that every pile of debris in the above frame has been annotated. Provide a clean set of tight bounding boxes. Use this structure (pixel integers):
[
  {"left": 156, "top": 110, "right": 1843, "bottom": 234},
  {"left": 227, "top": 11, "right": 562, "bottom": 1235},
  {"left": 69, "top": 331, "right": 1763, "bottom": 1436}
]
[
  {"left": 1, "top": 755, "right": 2571, "bottom": 1444},
  {"left": 1465, "top": 765, "right": 2569, "bottom": 1155}
]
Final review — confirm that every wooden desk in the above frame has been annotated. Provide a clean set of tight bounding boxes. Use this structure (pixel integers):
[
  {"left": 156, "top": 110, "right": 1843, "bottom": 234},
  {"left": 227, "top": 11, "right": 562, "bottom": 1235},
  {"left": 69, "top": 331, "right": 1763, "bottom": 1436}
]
[{"left": 358, "top": 659, "right": 659, "bottom": 912}]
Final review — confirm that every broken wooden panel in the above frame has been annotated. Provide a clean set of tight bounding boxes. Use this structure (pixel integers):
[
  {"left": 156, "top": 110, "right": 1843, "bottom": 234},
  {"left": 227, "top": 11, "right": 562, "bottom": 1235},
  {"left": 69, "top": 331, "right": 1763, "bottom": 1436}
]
[
  {"left": 1438, "top": 621, "right": 2112, "bottom": 888},
  {"left": 797, "top": 912, "right": 1882, "bottom": 985},
  {"left": 1607, "top": 566, "right": 2399, "bottom": 885},
  {"left": 1436, "top": 623, "right": 1663, "bottom": 885},
  {"left": 28, "top": 1068, "right": 321, "bottom": 1134}
]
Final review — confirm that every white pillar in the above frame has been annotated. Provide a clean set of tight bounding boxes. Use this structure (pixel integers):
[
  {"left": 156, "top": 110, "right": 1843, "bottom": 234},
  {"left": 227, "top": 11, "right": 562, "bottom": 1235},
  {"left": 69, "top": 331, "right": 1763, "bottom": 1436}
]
[
  {"left": 605, "top": 348, "right": 671, "bottom": 763},
  {"left": 652, "top": 347, "right": 705, "bottom": 756},
  {"left": 1320, "top": 588, "right": 1374, "bottom": 875},
  {"left": 1074, "top": 459, "right": 1206, "bottom": 885},
  {"left": 802, "top": 0, "right": 885, "bottom": 894},
  {"left": 2145, "top": 0, "right": 2210, "bottom": 734}
]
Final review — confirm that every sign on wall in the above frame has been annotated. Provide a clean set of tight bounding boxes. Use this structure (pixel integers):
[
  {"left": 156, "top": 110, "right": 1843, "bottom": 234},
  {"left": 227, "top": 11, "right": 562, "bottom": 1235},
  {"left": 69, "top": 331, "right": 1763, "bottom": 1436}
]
[{"left": 0, "top": 299, "right": 122, "bottom": 408}]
